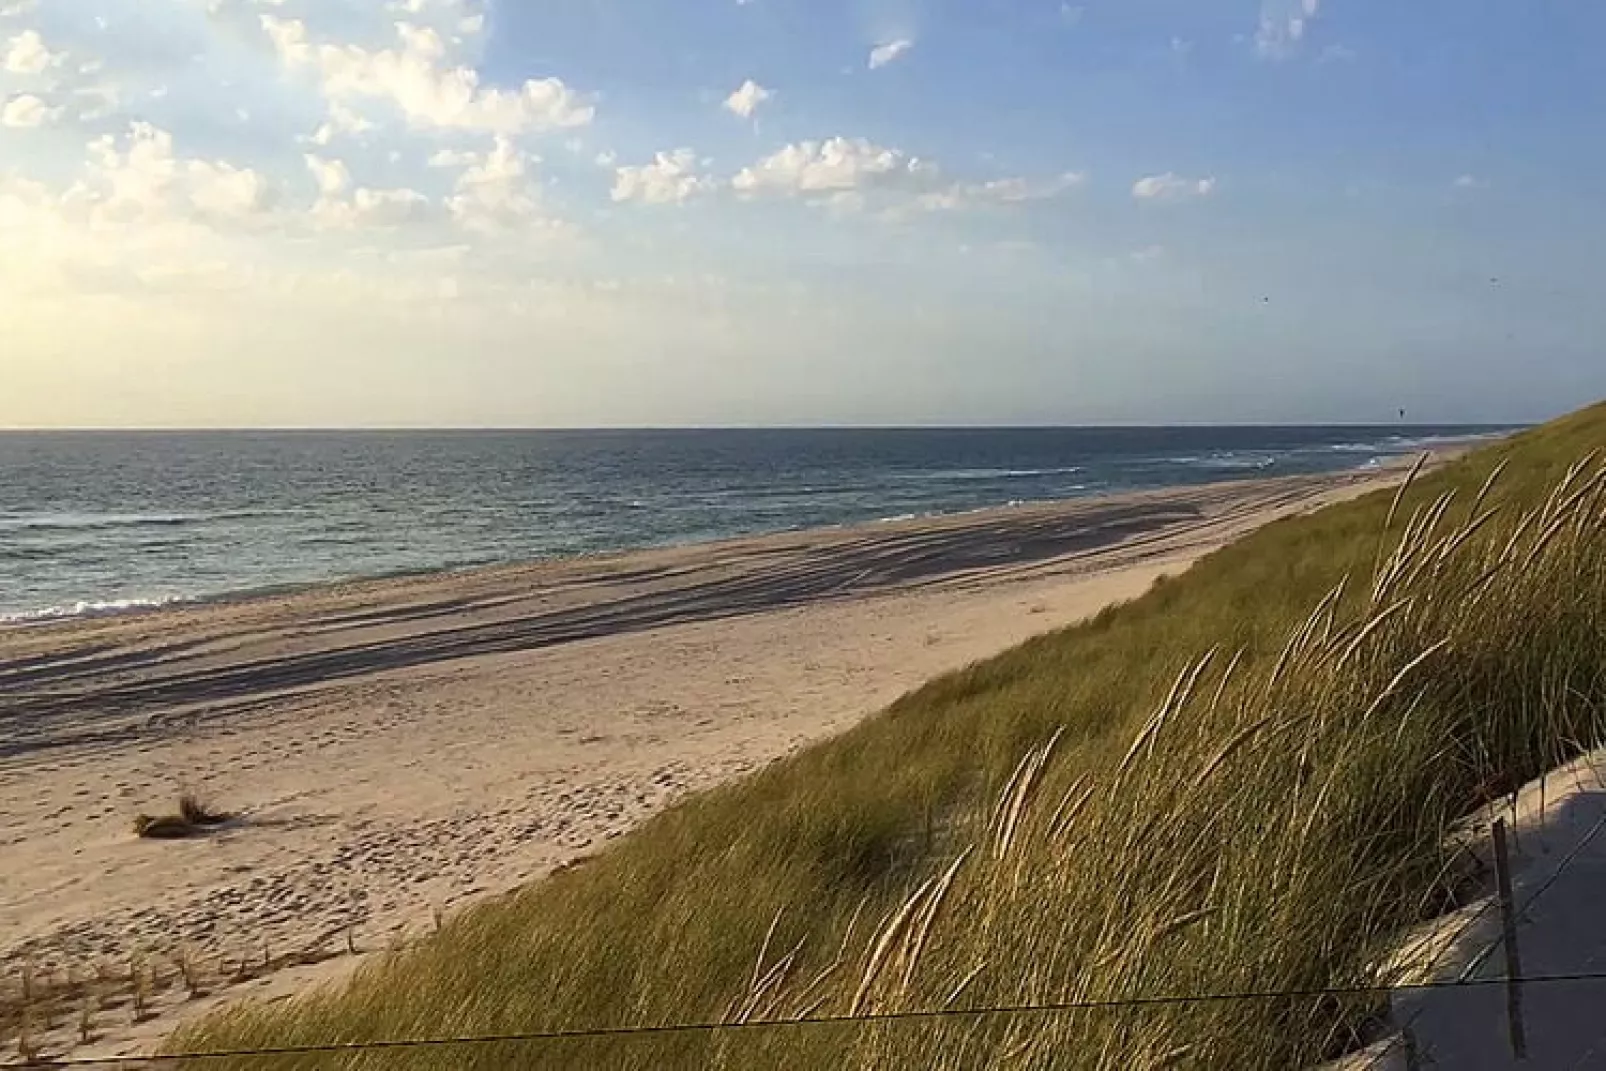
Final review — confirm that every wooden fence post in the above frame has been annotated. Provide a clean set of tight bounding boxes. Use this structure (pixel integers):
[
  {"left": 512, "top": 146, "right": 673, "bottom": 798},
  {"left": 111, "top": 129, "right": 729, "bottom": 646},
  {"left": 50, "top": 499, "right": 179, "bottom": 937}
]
[{"left": 1491, "top": 817, "right": 1527, "bottom": 1060}]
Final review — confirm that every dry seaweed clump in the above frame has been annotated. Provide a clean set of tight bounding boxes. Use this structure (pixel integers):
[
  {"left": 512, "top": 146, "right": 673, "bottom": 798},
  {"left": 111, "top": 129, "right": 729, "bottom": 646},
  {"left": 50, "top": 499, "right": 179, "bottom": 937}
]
[{"left": 133, "top": 795, "right": 235, "bottom": 840}]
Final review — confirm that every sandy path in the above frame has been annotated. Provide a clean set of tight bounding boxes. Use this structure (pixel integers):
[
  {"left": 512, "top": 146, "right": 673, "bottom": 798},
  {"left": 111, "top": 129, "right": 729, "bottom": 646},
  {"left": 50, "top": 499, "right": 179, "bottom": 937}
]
[
  {"left": 1330, "top": 750, "right": 1606, "bottom": 1069},
  {"left": 0, "top": 468, "right": 1406, "bottom": 1061}
]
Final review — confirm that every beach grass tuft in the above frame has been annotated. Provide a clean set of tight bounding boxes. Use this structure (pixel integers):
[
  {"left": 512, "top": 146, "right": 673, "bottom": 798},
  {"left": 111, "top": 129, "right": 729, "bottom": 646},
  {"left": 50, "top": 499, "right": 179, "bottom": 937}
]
[{"left": 166, "top": 402, "right": 1606, "bottom": 1069}]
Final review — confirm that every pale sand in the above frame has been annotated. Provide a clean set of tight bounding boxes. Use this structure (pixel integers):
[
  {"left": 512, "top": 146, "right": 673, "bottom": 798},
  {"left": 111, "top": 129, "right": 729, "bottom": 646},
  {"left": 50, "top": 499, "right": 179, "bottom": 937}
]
[
  {"left": 1332, "top": 750, "right": 1606, "bottom": 1069},
  {"left": 0, "top": 466, "right": 1417, "bottom": 1060}
]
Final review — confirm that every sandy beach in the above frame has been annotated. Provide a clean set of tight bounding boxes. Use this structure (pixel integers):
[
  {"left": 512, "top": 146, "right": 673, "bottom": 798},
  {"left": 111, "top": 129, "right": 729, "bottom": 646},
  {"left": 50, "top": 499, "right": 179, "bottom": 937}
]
[{"left": 0, "top": 466, "right": 1418, "bottom": 1060}]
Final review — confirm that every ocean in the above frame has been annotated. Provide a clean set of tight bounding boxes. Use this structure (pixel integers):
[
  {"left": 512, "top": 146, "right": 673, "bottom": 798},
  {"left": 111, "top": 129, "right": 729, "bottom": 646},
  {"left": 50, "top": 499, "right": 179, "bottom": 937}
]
[{"left": 0, "top": 426, "right": 1515, "bottom": 623}]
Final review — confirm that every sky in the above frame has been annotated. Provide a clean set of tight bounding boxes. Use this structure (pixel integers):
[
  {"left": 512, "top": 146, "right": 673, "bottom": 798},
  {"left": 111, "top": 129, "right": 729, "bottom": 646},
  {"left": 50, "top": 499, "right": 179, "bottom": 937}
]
[{"left": 1, "top": 0, "right": 1603, "bottom": 428}]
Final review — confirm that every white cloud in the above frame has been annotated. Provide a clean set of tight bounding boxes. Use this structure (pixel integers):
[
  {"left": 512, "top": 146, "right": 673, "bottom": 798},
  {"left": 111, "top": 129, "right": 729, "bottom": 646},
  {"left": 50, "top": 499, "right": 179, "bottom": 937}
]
[
  {"left": 383, "top": 0, "right": 485, "bottom": 23},
  {"left": 867, "top": 39, "right": 913, "bottom": 70},
  {"left": 1453, "top": 174, "right": 1489, "bottom": 191},
  {"left": 311, "top": 181, "right": 432, "bottom": 230},
  {"left": 1, "top": 92, "right": 58, "bottom": 127},
  {"left": 305, "top": 153, "right": 352, "bottom": 196},
  {"left": 349, "top": 185, "right": 430, "bottom": 225},
  {"left": 0, "top": 1, "right": 39, "bottom": 18},
  {"left": 85, "top": 124, "right": 180, "bottom": 220},
  {"left": 428, "top": 147, "right": 477, "bottom": 167},
  {"left": 732, "top": 137, "right": 938, "bottom": 197},
  {"left": 187, "top": 159, "right": 274, "bottom": 219},
  {"left": 443, "top": 136, "right": 546, "bottom": 232},
  {"left": 916, "top": 171, "right": 1085, "bottom": 212},
  {"left": 723, "top": 79, "right": 772, "bottom": 120},
  {"left": 61, "top": 123, "right": 275, "bottom": 225},
  {"left": 1131, "top": 172, "right": 1217, "bottom": 201},
  {"left": 3, "top": 28, "right": 65, "bottom": 74},
  {"left": 612, "top": 148, "right": 715, "bottom": 205},
  {"left": 310, "top": 101, "right": 377, "bottom": 146},
  {"left": 305, "top": 155, "right": 430, "bottom": 230},
  {"left": 1255, "top": 0, "right": 1321, "bottom": 59},
  {"left": 261, "top": 15, "right": 594, "bottom": 135}
]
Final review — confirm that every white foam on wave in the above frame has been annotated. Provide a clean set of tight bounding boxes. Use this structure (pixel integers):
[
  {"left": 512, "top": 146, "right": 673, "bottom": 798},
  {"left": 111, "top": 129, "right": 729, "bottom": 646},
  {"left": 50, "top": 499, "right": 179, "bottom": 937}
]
[
  {"left": 1199, "top": 455, "right": 1277, "bottom": 471},
  {"left": 0, "top": 595, "right": 191, "bottom": 624},
  {"left": 901, "top": 466, "right": 1084, "bottom": 482},
  {"left": 0, "top": 509, "right": 280, "bottom": 533}
]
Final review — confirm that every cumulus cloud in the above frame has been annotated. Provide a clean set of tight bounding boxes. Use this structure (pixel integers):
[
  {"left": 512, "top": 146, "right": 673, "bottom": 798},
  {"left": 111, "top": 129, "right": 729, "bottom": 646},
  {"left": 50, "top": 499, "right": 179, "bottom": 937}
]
[
  {"left": 1453, "top": 174, "right": 1489, "bottom": 190},
  {"left": 868, "top": 38, "right": 913, "bottom": 69},
  {"left": 1, "top": 91, "right": 58, "bottom": 127},
  {"left": 442, "top": 136, "right": 547, "bottom": 232},
  {"left": 1131, "top": 172, "right": 1217, "bottom": 201},
  {"left": 347, "top": 186, "right": 429, "bottom": 225},
  {"left": 3, "top": 28, "right": 64, "bottom": 74},
  {"left": 1255, "top": 0, "right": 1321, "bottom": 59},
  {"left": 732, "top": 137, "right": 937, "bottom": 197},
  {"left": 304, "top": 153, "right": 352, "bottom": 197},
  {"left": 612, "top": 148, "right": 715, "bottom": 205},
  {"left": 304, "top": 152, "right": 431, "bottom": 229},
  {"left": 62, "top": 123, "right": 275, "bottom": 225},
  {"left": 187, "top": 159, "right": 275, "bottom": 218},
  {"left": 723, "top": 79, "right": 772, "bottom": 119},
  {"left": 84, "top": 124, "right": 180, "bottom": 219},
  {"left": 261, "top": 15, "right": 594, "bottom": 135},
  {"left": 309, "top": 101, "right": 377, "bottom": 146},
  {"left": 310, "top": 182, "right": 431, "bottom": 230}
]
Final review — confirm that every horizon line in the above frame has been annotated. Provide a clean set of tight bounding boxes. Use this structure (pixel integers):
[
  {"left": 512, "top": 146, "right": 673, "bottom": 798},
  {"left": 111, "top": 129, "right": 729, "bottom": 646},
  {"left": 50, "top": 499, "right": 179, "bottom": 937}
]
[{"left": 0, "top": 421, "right": 1530, "bottom": 434}]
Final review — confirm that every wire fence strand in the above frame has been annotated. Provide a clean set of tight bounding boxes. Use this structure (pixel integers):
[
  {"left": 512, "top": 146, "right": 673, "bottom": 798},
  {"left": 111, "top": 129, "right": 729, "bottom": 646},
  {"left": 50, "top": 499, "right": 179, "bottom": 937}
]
[{"left": 18, "top": 969, "right": 1606, "bottom": 1068}]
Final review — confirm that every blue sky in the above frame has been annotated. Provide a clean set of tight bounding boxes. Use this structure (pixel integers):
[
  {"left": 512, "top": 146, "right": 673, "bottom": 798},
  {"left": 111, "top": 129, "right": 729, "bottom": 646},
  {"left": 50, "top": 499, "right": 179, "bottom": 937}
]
[{"left": 1, "top": 0, "right": 1602, "bottom": 427}]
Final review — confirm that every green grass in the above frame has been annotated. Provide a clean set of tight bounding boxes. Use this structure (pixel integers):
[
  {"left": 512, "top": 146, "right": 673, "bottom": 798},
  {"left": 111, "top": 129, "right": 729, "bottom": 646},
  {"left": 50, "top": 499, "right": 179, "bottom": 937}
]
[{"left": 168, "top": 403, "right": 1606, "bottom": 1070}]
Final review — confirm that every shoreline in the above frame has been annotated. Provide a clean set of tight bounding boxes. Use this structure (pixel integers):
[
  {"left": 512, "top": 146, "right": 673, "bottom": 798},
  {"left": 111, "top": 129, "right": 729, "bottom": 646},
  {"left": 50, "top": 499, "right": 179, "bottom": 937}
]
[
  {"left": 0, "top": 458, "right": 1459, "bottom": 1061},
  {"left": 0, "top": 467, "right": 1422, "bottom": 754}
]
